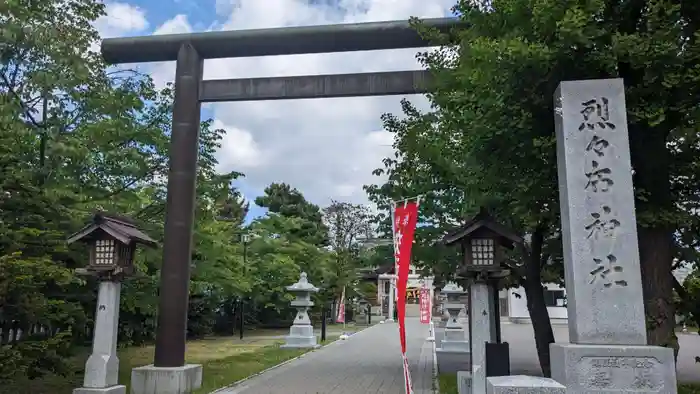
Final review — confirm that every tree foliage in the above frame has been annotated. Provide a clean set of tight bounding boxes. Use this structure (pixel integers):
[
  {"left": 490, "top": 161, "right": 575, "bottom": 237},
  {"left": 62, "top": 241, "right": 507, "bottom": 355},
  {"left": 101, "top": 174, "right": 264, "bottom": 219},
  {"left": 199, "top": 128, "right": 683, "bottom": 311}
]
[
  {"left": 322, "top": 201, "right": 374, "bottom": 304},
  {"left": 367, "top": 0, "right": 700, "bottom": 377},
  {"left": 0, "top": 0, "right": 375, "bottom": 385},
  {"left": 255, "top": 183, "right": 329, "bottom": 246}
]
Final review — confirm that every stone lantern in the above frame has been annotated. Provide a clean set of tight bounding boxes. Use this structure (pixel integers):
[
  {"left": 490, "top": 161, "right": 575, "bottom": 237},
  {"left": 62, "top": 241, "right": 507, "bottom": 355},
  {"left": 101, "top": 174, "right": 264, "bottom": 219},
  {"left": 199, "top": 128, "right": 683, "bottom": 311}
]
[
  {"left": 435, "top": 282, "right": 470, "bottom": 374},
  {"left": 68, "top": 212, "right": 156, "bottom": 394},
  {"left": 356, "top": 299, "right": 369, "bottom": 324},
  {"left": 281, "top": 272, "right": 320, "bottom": 349},
  {"left": 441, "top": 283, "right": 469, "bottom": 348},
  {"left": 442, "top": 208, "right": 523, "bottom": 394}
]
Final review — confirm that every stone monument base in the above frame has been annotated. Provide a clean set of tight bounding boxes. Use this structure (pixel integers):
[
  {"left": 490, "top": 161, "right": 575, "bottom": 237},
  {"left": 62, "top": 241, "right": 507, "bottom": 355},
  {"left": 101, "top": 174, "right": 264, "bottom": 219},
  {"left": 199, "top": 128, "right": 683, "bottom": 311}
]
[
  {"left": 440, "top": 334, "right": 470, "bottom": 352},
  {"left": 436, "top": 348, "right": 471, "bottom": 374},
  {"left": 73, "top": 386, "right": 126, "bottom": 394},
  {"left": 486, "top": 375, "right": 565, "bottom": 394},
  {"left": 457, "top": 371, "right": 472, "bottom": 394},
  {"left": 281, "top": 324, "right": 319, "bottom": 348},
  {"left": 550, "top": 343, "right": 677, "bottom": 394},
  {"left": 131, "top": 364, "right": 202, "bottom": 394},
  {"left": 280, "top": 336, "right": 320, "bottom": 349}
]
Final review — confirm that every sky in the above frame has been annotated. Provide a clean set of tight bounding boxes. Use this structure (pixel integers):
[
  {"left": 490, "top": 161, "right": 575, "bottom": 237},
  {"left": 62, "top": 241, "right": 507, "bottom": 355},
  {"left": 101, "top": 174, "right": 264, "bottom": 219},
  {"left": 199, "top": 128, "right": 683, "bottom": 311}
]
[{"left": 93, "top": 0, "right": 456, "bottom": 221}]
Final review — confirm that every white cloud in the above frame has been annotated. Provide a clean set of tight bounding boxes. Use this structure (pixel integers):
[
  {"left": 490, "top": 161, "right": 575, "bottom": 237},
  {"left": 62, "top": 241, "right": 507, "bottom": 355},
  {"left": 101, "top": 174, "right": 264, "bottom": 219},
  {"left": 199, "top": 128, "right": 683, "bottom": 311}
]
[
  {"left": 213, "top": 119, "right": 266, "bottom": 171},
  {"left": 153, "top": 14, "right": 192, "bottom": 35},
  {"left": 94, "top": 2, "right": 148, "bottom": 38},
  {"left": 144, "top": 0, "right": 453, "bottom": 208}
]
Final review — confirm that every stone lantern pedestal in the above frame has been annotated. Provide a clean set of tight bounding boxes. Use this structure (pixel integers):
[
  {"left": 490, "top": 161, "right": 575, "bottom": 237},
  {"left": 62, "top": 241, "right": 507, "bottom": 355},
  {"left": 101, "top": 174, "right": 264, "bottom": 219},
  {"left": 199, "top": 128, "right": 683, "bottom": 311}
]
[
  {"left": 73, "top": 280, "right": 125, "bottom": 394},
  {"left": 281, "top": 272, "right": 320, "bottom": 349},
  {"left": 436, "top": 282, "right": 470, "bottom": 374}
]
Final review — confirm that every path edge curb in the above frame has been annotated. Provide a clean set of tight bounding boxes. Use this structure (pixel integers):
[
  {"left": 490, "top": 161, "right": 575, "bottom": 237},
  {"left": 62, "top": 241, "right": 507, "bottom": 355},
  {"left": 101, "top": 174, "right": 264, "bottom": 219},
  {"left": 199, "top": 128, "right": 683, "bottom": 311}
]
[
  {"left": 209, "top": 323, "right": 377, "bottom": 394},
  {"left": 431, "top": 334, "right": 440, "bottom": 394}
]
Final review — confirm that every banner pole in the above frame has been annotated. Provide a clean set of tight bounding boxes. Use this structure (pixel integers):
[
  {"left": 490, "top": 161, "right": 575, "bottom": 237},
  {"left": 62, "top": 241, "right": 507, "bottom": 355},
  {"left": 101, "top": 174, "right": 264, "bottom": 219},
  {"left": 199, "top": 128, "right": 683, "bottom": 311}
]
[{"left": 388, "top": 201, "right": 397, "bottom": 323}]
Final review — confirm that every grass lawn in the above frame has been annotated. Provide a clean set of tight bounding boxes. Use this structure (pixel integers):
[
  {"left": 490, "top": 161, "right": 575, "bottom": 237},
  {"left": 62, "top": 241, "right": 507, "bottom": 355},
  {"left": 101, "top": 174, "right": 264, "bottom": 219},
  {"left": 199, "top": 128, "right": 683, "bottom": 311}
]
[
  {"left": 438, "top": 374, "right": 700, "bottom": 394},
  {"left": 7, "top": 324, "right": 365, "bottom": 394}
]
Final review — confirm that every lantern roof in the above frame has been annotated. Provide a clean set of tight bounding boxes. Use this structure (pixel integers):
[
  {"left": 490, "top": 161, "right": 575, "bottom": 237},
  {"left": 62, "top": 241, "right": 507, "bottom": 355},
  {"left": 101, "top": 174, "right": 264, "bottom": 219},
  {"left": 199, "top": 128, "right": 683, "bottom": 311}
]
[
  {"left": 442, "top": 208, "right": 523, "bottom": 248},
  {"left": 286, "top": 272, "right": 319, "bottom": 293},
  {"left": 67, "top": 211, "right": 157, "bottom": 248},
  {"left": 440, "top": 282, "right": 465, "bottom": 294}
]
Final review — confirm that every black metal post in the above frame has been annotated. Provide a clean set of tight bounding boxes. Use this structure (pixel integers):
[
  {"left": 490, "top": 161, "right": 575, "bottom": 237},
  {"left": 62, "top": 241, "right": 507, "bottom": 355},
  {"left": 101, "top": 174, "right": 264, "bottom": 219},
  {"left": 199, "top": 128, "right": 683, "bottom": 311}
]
[
  {"left": 153, "top": 43, "right": 202, "bottom": 368},
  {"left": 241, "top": 238, "right": 247, "bottom": 340},
  {"left": 492, "top": 280, "right": 502, "bottom": 344},
  {"left": 321, "top": 304, "right": 327, "bottom": 342},
  {"left": 239, "top": 298, "right": 244, "bottom": 340}
]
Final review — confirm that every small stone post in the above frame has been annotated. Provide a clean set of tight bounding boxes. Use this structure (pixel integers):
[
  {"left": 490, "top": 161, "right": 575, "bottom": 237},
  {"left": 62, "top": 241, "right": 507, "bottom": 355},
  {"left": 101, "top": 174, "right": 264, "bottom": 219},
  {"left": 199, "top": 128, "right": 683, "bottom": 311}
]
[
  {"left": 74, "top": 281, "right": 125, "bottom": 394},
  {"left": 551, "top": 78, "right": 677, "bottom": 393},
  {"left": 281, "top": 272, "right": 320, "bottom": 348}
]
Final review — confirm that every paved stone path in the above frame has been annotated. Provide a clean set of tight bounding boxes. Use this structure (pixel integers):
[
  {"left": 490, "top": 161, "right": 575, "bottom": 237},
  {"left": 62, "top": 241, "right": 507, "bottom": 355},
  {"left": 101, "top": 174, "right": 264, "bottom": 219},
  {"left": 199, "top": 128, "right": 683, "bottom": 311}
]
[
  {"left": 215, "top": 318, "right": 435, "bottom": 394},
  {"left": 435, "top": 320, "right": 700, "bottom": 383}
]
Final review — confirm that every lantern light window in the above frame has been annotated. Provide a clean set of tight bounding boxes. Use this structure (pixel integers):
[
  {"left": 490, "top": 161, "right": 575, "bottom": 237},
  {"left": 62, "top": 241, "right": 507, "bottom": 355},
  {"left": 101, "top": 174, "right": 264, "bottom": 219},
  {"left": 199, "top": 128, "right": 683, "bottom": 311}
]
[
  {"left": 95, "top": 239, "right": 116, "bottom": 265},
  {"left": 471, "top": 238, "right": 495, "bottom": 266}
]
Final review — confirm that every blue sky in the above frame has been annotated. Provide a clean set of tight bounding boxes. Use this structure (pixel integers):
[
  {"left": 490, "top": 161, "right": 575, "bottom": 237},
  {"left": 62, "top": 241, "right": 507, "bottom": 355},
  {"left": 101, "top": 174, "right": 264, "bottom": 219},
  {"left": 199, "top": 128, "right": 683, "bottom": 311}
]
[{"left": 96, "top": 0, "right": 456, "bottom": 224}]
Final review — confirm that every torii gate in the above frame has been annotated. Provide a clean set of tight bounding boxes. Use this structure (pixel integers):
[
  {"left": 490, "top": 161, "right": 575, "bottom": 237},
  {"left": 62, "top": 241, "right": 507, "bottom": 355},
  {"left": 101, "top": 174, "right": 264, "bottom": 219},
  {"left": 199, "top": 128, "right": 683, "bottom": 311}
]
[{"left": 101, "top": 17, "right": 462, "bottom": 391}]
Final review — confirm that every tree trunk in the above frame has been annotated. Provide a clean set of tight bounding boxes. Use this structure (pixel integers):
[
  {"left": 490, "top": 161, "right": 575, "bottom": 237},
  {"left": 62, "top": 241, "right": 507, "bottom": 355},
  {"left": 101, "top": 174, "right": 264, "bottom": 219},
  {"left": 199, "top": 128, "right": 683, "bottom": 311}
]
[
  {"left": 624, "top": 111, "right": 678, "bottom": 358},
  {"left": 638, "top": 226, "right": 679, "bottom": 357},
  {"left": 523, "top": 278, "right": 555, "bottom": 377},
  {"left": 520, "top": 224, "right": 556, "bottom": 377}
]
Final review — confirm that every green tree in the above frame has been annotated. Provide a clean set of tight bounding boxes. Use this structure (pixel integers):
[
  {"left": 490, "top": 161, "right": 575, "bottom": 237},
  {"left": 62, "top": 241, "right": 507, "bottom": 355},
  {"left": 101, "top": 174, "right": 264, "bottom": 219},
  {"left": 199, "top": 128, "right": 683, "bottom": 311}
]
[
  {"left": 1, "top": 0, "right": 172, "bottom": 379},
  {"left": 255, "top": 183, "right": 329, "bottom": 246},
  {"left": 242, "top": 213, "right": 334, "bottom": 326},
  {"left": 0, "top": 0, "right": 256, "bottom": 376},
  {"left": 368, "top": 0, "right": 700, "bottom": 375},
  {"left": 322, "top": 200, "right": 373, "bottom": 305}
]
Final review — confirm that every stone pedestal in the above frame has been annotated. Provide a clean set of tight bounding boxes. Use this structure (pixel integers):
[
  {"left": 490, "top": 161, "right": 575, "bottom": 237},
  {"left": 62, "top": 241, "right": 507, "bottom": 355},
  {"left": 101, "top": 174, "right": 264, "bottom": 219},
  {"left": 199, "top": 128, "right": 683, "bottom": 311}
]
[
  {"left": 458, "top": 371, "right": 472, "bottom": 394},
  {"left": 441, "top": 322, "right": 470, "bottom": 352},
  {"left": 356, "top": 312, "right": 367, "bottom": 324},
  {"left": 281, "top": 272, "right": 320, "bottom": 349},
  {"left": 74, "top": 281, "right": 123, "bottom": 394},
  {"left": 486, "top": 375, "right": 566, "bottom": 394},
  {"left": 550, "top": 344, "right": 676, "bottom": 394},
  {"left": 436, "top": 283, "right": 470, "bottom": 374},
  {"left": 131, "top": 364, "right": 203, "bottom": 394},
  {"left": 551, "top": 78, "right": 678, "bottom": 393},
  {"left": 469, "top": 281, "right": 496, "bottom": 394},
  {"left": 281, "top": 322, "right": 319, "bottom": 348}
]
